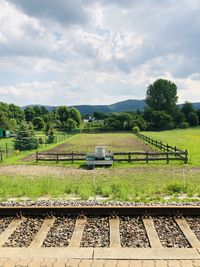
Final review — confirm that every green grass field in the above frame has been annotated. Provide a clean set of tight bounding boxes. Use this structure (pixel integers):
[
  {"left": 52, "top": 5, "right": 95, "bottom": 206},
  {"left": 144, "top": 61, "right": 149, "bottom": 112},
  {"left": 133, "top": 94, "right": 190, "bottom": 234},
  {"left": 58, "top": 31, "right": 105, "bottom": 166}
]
[
  {"left": 143, "top": 127, "right": 200, "bottom": 165},
  {"left": 0, "top": 166, "right": 199, "bottom": 202},
  {"left": 0, "top": 130, "right": 200, "bottom": 202}
]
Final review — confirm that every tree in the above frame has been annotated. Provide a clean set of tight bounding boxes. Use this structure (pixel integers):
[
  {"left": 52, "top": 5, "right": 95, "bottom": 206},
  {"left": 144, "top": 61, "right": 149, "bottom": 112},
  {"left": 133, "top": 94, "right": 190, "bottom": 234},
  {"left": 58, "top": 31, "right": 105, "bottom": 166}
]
[
  {"left": 14, "top": 123, "right": 38, "bottom": 151},
  {"left": 32, "top": 117, "right": 45, "bottom": 130},
  {"left": 9, "top": 119, "right": 18, "bottom": 132},
  {"left": 56, "top": 106, "right": 71, "bottom": 125},
  {"left": 8, "top": 104, "right": 25, "bottom": 123},
  {"left": 150, "top": 111, "right": 174, "bottom": 131},
  {"left": 187, "top": 112, "right": 199, "bottom": 126},
  {"left": 46, "top": 128, "right": 55, "bottom": 144},
  {"left": 0, "top": 112, "right": 10, "bottom": 129},
  {"left": 196, "top": 109, "right": 200, "bottom": 124},
  {"left": 146, "top": 79, "right": 178, "bottom": 115},
  {"left": 117, "top": 112, "right": 133, "bottom": 130},
  {"left": 24, "top": 107, "right": 36, "bottom": 122},
  {"left": 181, "top": 102, "right": 195, "bottom": 118},
  {"left": 70, "top": 108, "right": 81, "bottom": 126},
  {"left": 173, "top": 108, "right": 186, "bottom": 126},
  {"left": 64, "top": 118, "right": 77, "bottom": 131}
]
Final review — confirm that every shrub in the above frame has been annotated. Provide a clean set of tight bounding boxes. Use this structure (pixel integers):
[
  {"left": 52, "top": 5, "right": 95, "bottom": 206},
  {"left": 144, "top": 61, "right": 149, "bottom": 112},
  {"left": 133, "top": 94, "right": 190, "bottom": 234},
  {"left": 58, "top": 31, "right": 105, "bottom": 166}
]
[
  {"left": 179, "top": 122, "right": 189, "bottom": 129},
  {"left": 132, "top": 126, "right": 140, "bottom": 133}
]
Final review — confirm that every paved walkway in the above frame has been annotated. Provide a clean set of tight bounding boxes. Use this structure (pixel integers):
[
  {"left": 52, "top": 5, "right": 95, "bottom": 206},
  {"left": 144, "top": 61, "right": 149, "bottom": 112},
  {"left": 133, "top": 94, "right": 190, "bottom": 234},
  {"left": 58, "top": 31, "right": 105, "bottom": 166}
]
[{"left": 0, "top": 259, "right": 200, "bottom": 267}]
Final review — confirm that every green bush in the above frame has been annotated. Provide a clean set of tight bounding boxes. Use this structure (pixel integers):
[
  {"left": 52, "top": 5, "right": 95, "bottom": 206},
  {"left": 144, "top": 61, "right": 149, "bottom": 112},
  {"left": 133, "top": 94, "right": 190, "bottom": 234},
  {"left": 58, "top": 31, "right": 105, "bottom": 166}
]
[
  {"left": 179, "top": 122, "right": 189, "bottom": 129},
  {"left": 132, "top": 126, "right": 140, "bottom": 133}
]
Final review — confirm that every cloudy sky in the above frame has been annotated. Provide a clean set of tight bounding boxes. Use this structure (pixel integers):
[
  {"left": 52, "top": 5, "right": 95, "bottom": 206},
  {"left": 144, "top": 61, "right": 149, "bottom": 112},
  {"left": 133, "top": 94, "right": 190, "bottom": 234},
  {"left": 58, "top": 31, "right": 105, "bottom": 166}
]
[{"left": 0, "top": 0, "right": 199, "bottom": 106}]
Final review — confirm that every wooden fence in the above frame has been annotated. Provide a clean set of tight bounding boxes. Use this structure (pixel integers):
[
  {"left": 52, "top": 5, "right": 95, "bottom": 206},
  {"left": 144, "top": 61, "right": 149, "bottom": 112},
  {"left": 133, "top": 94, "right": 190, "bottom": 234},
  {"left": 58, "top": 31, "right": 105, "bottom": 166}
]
[
  {"left": 36, "top": 150, "right": 188, "bottom": 164},
  {"left": 135, "top": 132, "right": 188, "bottom": 163}
]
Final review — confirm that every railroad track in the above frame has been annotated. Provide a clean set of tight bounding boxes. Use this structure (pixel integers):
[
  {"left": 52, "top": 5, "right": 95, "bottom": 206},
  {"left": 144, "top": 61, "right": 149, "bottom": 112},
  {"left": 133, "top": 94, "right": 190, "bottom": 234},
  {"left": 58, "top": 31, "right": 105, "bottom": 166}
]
[{"left": 0, "top": 206, "right": 200, "bottom": 260}]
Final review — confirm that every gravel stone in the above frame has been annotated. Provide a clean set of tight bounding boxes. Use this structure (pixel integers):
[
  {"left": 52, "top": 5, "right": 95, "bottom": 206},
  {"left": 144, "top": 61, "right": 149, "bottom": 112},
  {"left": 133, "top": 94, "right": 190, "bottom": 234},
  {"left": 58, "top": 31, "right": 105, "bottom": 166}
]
[
  {"left": 0, "top": 200, "right": 200, "bottom": 207},
  {"left": 153, "top": 216, "right": 190, "bottom": 248},
  {"left": 3, "top": 217, "right": 43, "bottom": 247},
  {"left": 186, "top": 216, "right": 200, "bottom": 240},
  {"left": 0, "top": 217, "right": 13, "bottom": 235},
  {"left": 120, "top": 216, "right": 150, "bottom": 247},
  {"left": 81, "top": 217, "right": 109, "bottom": 247},
  {"left": 43, "top": 216, "right": 76, "bottom": 247}
]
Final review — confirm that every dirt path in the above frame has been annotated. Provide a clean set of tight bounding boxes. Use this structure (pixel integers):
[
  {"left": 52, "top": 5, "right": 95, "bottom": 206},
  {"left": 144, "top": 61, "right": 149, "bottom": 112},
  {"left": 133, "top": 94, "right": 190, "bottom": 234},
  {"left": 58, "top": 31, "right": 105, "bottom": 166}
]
[{"left": 0, "top": 164, "right": 199, "bottom": 178}]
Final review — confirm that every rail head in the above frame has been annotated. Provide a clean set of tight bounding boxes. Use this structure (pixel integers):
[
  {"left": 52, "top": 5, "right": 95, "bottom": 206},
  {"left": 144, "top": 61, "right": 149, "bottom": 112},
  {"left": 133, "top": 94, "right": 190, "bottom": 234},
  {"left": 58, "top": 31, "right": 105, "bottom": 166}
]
[{"left": 0, "top": 205, "right": 199, "bottom": 216}]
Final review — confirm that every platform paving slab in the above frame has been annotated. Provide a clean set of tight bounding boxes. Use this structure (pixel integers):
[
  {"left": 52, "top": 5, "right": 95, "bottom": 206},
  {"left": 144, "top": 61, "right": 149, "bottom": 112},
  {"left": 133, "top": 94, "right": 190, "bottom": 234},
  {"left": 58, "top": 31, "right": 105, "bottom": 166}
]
[
  {"left": 0, "top": 248, "right": 93, "bottom": 259},
  {"left": 93, "top": 248, "right": 200, "bottom": 260},
  {"left": 194, "top": 260, "right": 200, "bottom": 267}
]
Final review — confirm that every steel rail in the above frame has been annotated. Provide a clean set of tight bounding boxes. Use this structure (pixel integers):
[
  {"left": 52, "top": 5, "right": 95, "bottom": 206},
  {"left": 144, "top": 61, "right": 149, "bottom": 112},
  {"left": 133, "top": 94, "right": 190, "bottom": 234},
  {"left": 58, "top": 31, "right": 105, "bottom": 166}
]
[{"left": 0, "top": 205, "right": 199, "bottom": 216}]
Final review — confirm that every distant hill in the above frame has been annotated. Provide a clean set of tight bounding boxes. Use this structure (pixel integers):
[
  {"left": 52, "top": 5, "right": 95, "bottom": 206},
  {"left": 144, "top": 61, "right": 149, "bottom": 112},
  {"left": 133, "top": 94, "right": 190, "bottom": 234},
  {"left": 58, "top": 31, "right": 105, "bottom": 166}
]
[{"left": 22, "top": 100, "right": 200, "bottom": 114}]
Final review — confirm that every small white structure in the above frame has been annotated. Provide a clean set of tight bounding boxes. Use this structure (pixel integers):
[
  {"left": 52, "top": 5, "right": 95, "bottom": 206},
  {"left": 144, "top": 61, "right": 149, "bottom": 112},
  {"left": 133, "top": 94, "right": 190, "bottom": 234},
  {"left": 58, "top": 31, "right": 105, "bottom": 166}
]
[{"left": 86, "top": 146, "right": 113, "bottom": 169}]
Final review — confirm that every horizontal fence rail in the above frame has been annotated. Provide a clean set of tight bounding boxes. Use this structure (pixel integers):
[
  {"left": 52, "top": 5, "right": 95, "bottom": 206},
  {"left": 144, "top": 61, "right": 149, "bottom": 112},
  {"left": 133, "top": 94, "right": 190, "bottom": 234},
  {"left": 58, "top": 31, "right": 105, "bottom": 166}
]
[
  {"left": 36, "top": 150, "right": 188, "bottom": 164},
  {"left": 135, "top": 132, "right": 188, "bottom": 163}
]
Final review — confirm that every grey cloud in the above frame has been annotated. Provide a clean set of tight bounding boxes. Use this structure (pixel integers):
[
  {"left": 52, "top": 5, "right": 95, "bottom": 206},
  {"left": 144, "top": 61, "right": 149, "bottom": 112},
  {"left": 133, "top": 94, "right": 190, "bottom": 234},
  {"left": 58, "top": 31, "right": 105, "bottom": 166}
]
[{"left": 8, "top": 0, "right": 89, "bottom": 25}]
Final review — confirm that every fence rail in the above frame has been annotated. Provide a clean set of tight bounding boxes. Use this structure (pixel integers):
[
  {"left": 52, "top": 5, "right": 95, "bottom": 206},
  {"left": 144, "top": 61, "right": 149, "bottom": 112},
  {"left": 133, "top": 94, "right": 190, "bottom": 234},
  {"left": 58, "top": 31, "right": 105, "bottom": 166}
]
[
  {"left": 135, "top": 132, "right": 188, "bottom": 163},
  {"left": 36, "top": 150, "right": 188, "bottom": 164}
]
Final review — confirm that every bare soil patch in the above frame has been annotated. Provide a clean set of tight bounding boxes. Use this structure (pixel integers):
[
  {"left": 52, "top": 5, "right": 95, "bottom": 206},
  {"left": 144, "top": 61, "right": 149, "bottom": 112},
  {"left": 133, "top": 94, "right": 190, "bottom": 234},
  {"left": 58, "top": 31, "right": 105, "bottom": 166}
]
[{"left": 22, "top": 133, "right": 155, "bottom": 162}]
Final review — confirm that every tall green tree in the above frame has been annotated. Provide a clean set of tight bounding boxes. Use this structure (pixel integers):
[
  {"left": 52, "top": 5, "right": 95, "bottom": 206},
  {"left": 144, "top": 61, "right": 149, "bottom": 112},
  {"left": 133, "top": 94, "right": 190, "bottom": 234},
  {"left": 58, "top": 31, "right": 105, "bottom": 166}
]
[
  {"left": 14, "top": 123, "right": 38, "bottom": 151},
  {"left": 146, "top": 79, "right": 178, "bottom": 115},
  {"left": 24, "top": 107, "right": 36, "bottom": 122}
]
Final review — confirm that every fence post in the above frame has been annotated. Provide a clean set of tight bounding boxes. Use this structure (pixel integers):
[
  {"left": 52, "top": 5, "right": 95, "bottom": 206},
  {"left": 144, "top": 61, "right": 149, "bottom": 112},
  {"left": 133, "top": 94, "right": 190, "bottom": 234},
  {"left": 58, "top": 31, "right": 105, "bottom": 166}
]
[
  {"left": 174, "top": 146, "right": 177, "bottom": 157},
  {"left": 161, "top": 141, "right": 163, "bottom": 150},
  {"left": 36, "top": 151, "right": 38, "bottom": 162},
  {"left": 166, "top": 152, "right": 169, "bottom": 164},
  {"left": 72, "top": 151, "right": 74, "bottom": 163},
  {"left": 146, "top": 151, "right": 149, "bottom": 163},
  {"left": 128, "top": 152, "right": 131, "bottom": 163},
  {"left": 167, "top": 144, "right": 169, "bottom": 152},
  {"left": 6, "top": 142, "right": 8, "bottom": 158},
  {"left": 56, "top": 154, "right": 59, "bottom": 163},
  {"left": 185, "top": 150, "right": 188, "bottom": 164}
]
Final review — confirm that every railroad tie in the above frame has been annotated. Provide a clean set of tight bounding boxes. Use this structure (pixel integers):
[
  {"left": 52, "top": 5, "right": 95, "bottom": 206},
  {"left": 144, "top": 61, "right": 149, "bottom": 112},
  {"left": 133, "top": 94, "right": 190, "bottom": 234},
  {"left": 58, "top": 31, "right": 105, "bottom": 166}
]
[
  {"left": 175, "top": 218, "right": 200, "bottom": 248},
  {"left": 68, "top": 218, "right": 87, "bottom": 247},
  {"left": 29, "top": 217, "right": 56, "bottom": 248},
  {"left": 109, "top": 218, "right": 121, "bottom": 248},
  {"left": 143, "top": 218, "right": 162, "bottom": 248},
  {"left": 0, "top": 218, "right": 24, "bottom": 247}
]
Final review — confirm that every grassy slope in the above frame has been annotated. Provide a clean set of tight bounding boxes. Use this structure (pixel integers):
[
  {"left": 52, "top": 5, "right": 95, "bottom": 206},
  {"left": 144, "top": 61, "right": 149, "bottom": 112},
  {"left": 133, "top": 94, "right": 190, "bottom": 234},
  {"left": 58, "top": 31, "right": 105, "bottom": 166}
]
[{"left": 143, "top": 127, "right": 200, "bottom": 165}]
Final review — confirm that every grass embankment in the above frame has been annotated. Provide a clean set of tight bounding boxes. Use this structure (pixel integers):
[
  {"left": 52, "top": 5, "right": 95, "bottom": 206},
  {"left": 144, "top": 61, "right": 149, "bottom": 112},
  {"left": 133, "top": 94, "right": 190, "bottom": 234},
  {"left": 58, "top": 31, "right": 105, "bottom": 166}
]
[
  {"left": 143, "top": 127, "right": 200, "bottom": 165},
  {"left": 0, "top": 166, "right": 199, "bottom": 202}
]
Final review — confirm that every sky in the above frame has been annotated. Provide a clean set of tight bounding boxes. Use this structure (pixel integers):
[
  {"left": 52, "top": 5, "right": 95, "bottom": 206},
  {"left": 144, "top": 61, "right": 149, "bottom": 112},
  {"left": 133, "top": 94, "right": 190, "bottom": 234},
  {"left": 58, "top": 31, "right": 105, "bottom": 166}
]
[{"left": 0, "top": 0, "right": 200, "bottom": 106}]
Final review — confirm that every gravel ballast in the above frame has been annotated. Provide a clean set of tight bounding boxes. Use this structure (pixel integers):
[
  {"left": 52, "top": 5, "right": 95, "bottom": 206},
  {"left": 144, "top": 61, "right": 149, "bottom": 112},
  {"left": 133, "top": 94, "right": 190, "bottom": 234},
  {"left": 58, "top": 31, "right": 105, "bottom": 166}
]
[
  {"left": 3, "top": 217, "right": 43, "bottom": 247},
  {"left": 43, "top": 216, "right": 76, "bottom": 247},
  {"left": 81, "top": 217, "right": 109, "bottom": 247},
  {"left": 120, "top": 216, "right": 150, "bottom": 248},
  {"left": 0, "top": 217, "right": 13, "bottom": 235},
  {"left": 186, "top": 216, "right": 200, "bottom": 241},
  {"left": 153, "top": 216, "right": 190, "bottom": 248}
]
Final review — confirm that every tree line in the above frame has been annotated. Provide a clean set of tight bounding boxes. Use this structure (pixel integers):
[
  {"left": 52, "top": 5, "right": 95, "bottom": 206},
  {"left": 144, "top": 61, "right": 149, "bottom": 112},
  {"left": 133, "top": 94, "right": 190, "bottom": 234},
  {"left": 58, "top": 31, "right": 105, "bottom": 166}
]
[
  {"left": 84, "top": 79, "right": 200, "bottom": 132},
  {"left": 0, "top": 78, "right": 200, "bottom": 151}
]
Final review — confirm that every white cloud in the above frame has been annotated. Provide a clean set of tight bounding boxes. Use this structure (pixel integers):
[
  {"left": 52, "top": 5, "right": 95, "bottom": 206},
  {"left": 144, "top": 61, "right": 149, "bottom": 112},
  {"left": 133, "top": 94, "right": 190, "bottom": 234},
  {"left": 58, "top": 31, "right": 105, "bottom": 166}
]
[{"left": 0, "top": 0, "right": 200, "bottom": 106}]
